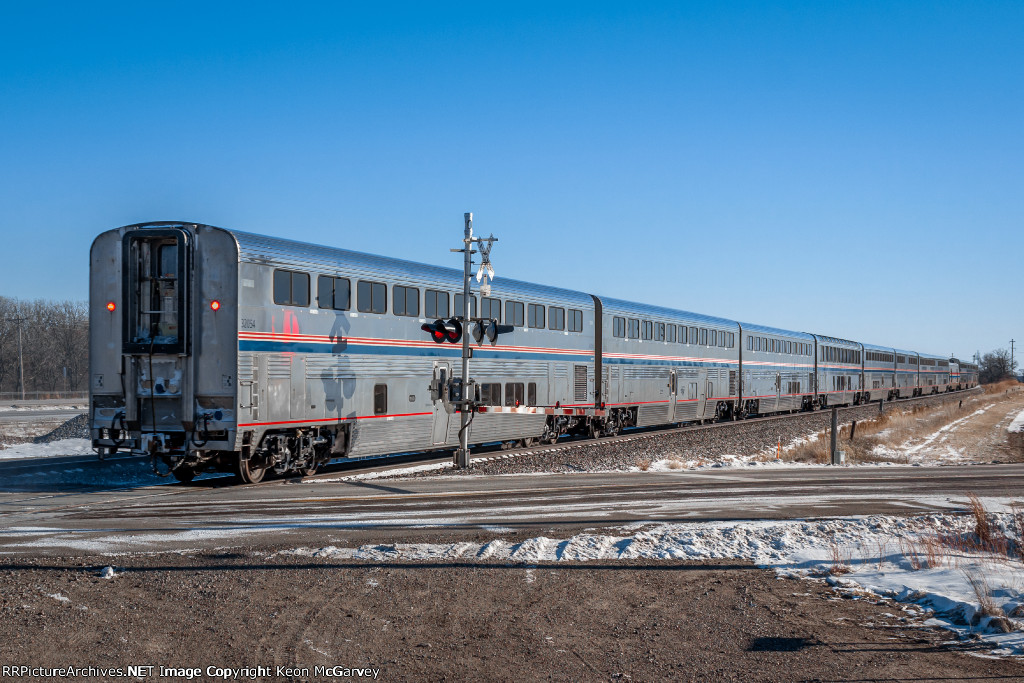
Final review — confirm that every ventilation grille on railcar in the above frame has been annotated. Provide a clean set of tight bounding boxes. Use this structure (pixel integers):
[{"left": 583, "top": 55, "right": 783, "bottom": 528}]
[{"left": 574, "top": 365, "right": 588, "bottom": 403}]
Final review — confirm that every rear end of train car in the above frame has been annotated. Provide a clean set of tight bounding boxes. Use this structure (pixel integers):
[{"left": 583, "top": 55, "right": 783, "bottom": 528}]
[{"left": 90, "top": 222, "right": 240, "bottom": 480}]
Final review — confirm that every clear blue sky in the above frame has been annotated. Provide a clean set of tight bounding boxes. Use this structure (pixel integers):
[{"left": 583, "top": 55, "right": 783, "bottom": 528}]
[{"left": 1, "top": 2, "right": 1020, "bottom": 360}]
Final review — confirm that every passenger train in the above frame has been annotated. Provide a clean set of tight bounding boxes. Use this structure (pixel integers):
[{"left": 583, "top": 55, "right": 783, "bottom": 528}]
[{"left": 89, "top": 222, "right": 980, "bottom": 482}]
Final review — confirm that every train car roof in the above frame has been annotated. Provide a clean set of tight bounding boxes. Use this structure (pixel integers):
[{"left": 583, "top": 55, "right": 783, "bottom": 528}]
[
  {"left": 813, "top": 334, "right": 861, "bottom": 347},
  {"left": 739, "top": 322, "right": 815, "bottom": 340},
  {"left": 598, "top": 296, "right": 739, "bottom": 329},
  {"left": 227, "top": 226, "right": 596, "bottom": 307},
  {"left": 862, "top": 342, "right": 896, "bottom": 352},
  {"left": 893, "top": 348, "right": 919, "bottom": 357}
]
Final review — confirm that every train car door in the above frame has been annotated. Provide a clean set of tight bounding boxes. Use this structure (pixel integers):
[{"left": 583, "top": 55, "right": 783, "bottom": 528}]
[
  {"left": 667, "top": 370, "right": 677, "bottom": 422},
  {"left": 431, "top": 361, "right": 451, "bottom": 445}
]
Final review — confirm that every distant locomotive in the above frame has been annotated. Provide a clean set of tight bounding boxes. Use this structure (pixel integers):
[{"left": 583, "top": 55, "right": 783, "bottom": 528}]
[{"left": 89, "top": 222, "right": 979, "bottom": 482}]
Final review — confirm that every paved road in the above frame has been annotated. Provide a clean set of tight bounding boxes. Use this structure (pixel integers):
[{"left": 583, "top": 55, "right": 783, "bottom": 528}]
[
  {"left": 0, "top": 408, "right": 85, "bottom": 424},
  {"left": 1, "top": 463, "right": 1021, "bottom": 556}
]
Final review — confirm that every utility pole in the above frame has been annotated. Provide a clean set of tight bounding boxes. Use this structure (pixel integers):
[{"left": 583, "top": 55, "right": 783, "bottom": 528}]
[
  {"left": 5, "top": 317, "right": 27, "bottom": 400},
  {"left": 1012, "top": 339, "right": 1016, "bottom": 378},
  {"left": 450, "top": 213, "right": 498, "bottom": 468}
]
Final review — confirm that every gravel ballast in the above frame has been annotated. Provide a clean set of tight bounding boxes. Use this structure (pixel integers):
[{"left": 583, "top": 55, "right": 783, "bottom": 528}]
[{"left": 409, "top": 392, "right": 983, "bottom": 478}]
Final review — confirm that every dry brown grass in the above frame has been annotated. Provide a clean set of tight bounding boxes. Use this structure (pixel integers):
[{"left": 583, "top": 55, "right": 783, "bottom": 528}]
[
  {"left": 636, "top": 458, "right": 651, "bottom": 471},
  {"left": 963, "top": 568, "right": 1005, "bottom": 618},
  {"left": 828, "top": 538, "right": 852, "bottom": 575},
  {"left": 898, "top": 534, "right": 943, "bottom": 570},
  {"left": 781, "top": 389, "right": 1024, "bottom": 465},
  {"left": 968, "top": 493, "right": 992, "bottom": 546},
  {"left": 983, "top": 379, "right": 1023, "bottom": 395}
]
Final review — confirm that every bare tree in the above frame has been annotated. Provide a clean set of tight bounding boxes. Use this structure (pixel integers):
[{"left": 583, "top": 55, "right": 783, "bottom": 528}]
[
  {"left": 980, "top": 348, "right": 1018, "bottom": 384},
  {"left": 0, "top": 296, "right": 89, "bottom": 397}
]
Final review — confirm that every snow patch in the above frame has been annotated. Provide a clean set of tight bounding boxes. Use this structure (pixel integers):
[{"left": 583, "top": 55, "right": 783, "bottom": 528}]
[
  {"left": 1008, "top": 408, "right": 1024, "bottom": 434},
  {"left": 0, "top": 438, "right": 93, "bottom": 460}
]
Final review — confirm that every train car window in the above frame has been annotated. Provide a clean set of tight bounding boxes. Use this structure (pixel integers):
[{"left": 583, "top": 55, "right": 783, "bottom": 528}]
[
  {"left": 527, "top": 382, "right": 537, "bottom": 406},
  {"left": 425, "top": 289, "right": 450, "bottom": 319},
  {"left": 655, "top": 323, "right": 665, "bottom": 341},
  {"left": 505, "top": 300, "right": 525, "bottom": 327},
  {"left": 357, "top": 281, "right": 387, "bottom": 314},
  {"left": 612, "top": 316, "right": 626, "bottom": 338},
  {"left": 392, "top": 285, "right": 420, "bottom": 317},
  {"left": 528, "top": 304, "right": 545, "bottom": 329},
  {"left": 729, "top": 333, "right": 735, "bottom": 348},
  {"left": 688, "top": 327, "right": 697, "bottom": 344},
  {"left": 641, "top": 321, "right": 653, "bottom": 340},
  {"left": 373, "top": 384, "right": 387, "bottom": 415},
  {"left": 700, "top": 328, "right": 708, "bottom": 346},
  {"left": 628, "top": 319, "right": 640, "bottom": 338},
  {"left": 747, "top": 337, "right": 753, "bottom": 351},
  {"left": 568, "top": 309, "right": 583, "bottom": 332},
  {"left": 666, "top": 324, "right": 675, "bottom": 343},
  {"left": 548, "top": 307, "right": 565, "bottom": 331},
  {"left": 274, "top": 269, "right": 310, "bottom": 307},
  {"left": 505, "top": 382, "right": 525, "bottom": 406},
  {"left": 479, "top": 383, "right": 501, "bottom": 405},
  {"left": 317, "top": 275, "right": 351, "bottom": 310},
  {"left": 454, "top": 294, "right": 477, "bottom": 318},
  {"left": 719, "top": 333, "right": 727, "bottom": 348},
  {"left": 481, "top": 297, "right": 501, "bottom": 322}
]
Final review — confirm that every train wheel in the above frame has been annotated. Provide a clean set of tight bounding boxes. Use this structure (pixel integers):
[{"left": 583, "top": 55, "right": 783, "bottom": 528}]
[
  {"left": 171, "top": 466, "right": 195, "bottom": 483},
  {"left": 235, "top": 457, "right": 266, "bottom": 484},
  {"left": 520, "top": 437, "right": 537, "bottom": 448}
]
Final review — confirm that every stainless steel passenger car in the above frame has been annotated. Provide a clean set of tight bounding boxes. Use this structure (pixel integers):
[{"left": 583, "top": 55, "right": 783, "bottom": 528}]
[
  {"left": 894, "top": 349, "right": 920, "bottom": 398},
  {"left": 862, "top": 344, "right": 897, "bottom": 401},
  {"left": 739, "top": 324, "right": 816, "bottom": 415},
  {"left": 601, "top": 300, "right": 740, "bottom": 426},
  {"left": 91, "top": 223, "right": 598, "bottom": 482},
  {"left": 813, "top": 335, "right": 865, "bottom": 406},
  {"left": 919, "top": 353, "right": 951, "bottom": 393}
]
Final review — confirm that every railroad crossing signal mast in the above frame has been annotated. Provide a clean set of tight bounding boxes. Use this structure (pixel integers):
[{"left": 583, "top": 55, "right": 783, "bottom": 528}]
[{"left": 450, "top": 213, "right": 498, "bottom": 468}]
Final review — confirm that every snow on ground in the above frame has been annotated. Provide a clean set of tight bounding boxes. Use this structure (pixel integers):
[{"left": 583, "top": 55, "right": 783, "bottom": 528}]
[
  {"left": 0, "top": 438, "right": 93, "bottom": 460},
  {"left": 0, "top": 404, "right": 86, "bottom": 412},
  {"left": 1008, "top": 408, "right": 1024, "bottom": 434},
  {"left": 285, "top": 512, "right": 1024, "bottom": 656},
  {"left": 835, "top": 405, "right": 1001, "bottom": 466},
  {"left": 316, "top": 461, "right": 454, "bottom": 482},
  {"left": 876, "top": 406, "right": 992, "bottom": 464}
]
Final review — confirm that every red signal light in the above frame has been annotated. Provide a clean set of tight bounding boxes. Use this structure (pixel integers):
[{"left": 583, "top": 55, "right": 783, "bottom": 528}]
[
  {"left": 443, "top": 318, "right": 463, "bottom": 343},
  {"left": 106, "top": 301, "right": 116, "bottom": 312},
  {"left": 210, "top": 300, "right": 221, "bottom": 311},
  {"left": 422, "top": 321, "right": 446, "bottom": 343}
]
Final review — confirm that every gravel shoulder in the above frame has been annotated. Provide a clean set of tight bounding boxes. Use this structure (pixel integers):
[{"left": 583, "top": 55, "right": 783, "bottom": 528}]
[{"left": 2, "top": 549, "right": 1021, "bottom": 682}]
